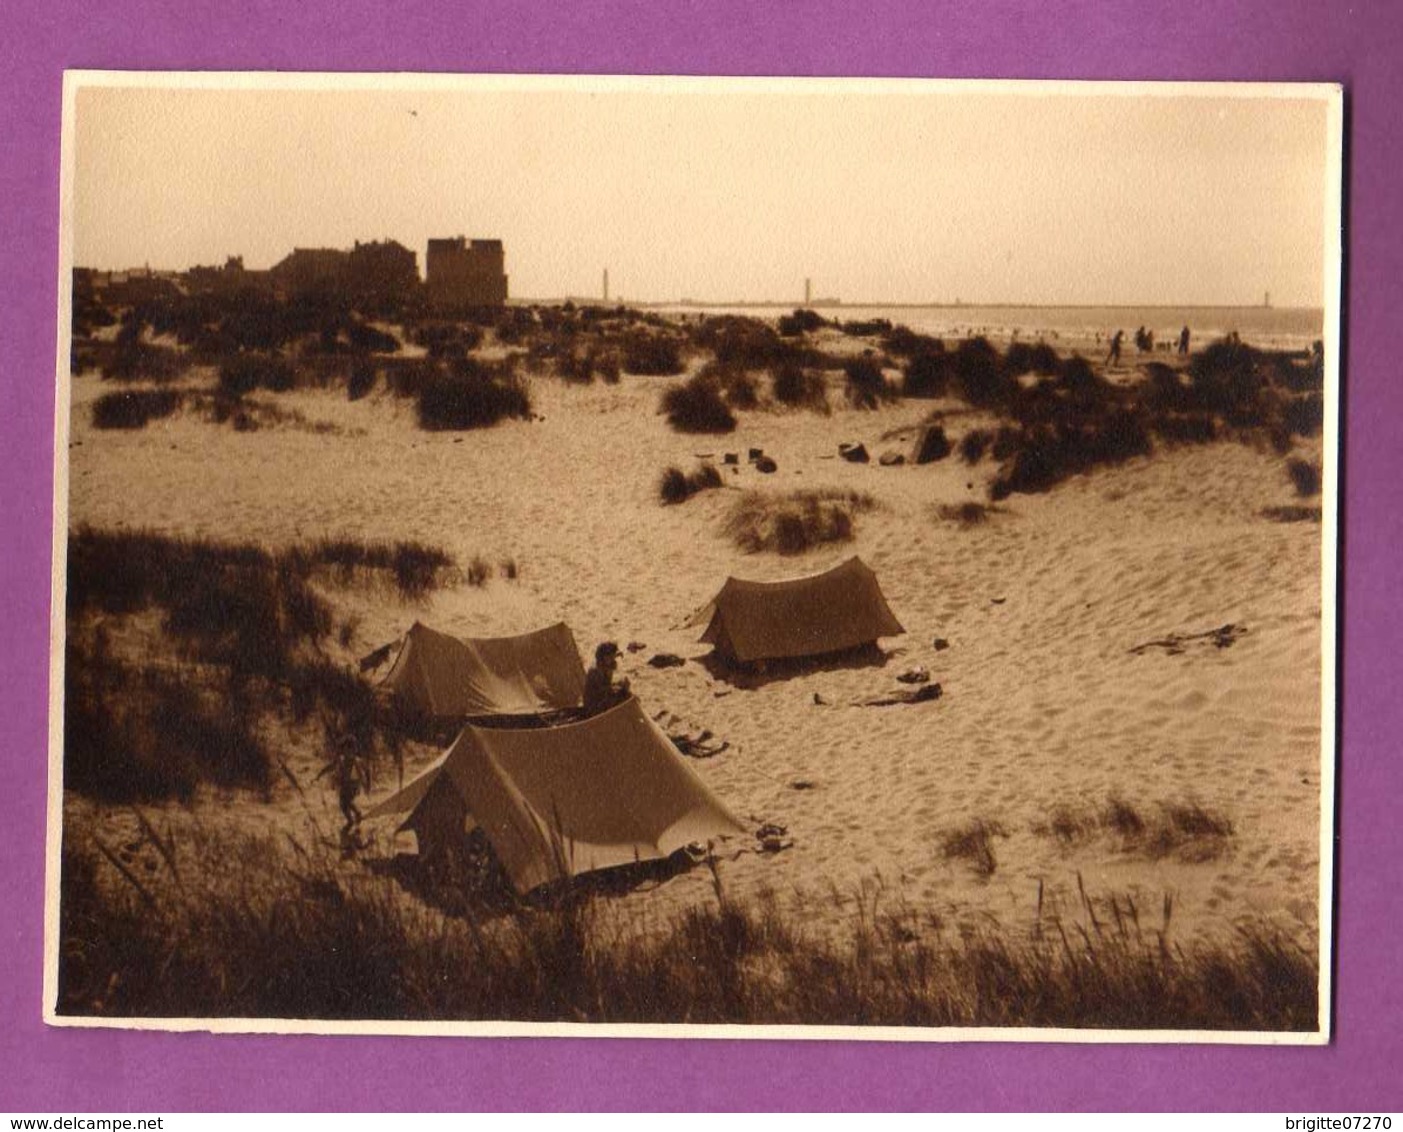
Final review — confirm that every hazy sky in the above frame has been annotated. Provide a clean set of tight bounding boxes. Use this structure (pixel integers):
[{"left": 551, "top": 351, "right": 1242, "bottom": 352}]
[{"left": 70, "top": 77, "right": 1338, "bottom": 306}]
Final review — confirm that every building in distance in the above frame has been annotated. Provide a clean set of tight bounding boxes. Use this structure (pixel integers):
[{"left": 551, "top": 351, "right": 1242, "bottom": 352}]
[{"left": 426, "top": 237, "right": 508, "bottom": 309}]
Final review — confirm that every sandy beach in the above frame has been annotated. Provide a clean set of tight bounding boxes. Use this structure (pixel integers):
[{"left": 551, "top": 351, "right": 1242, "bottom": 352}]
[{"left": 60, "top": 315, "right": 1327, "bottom": 963}]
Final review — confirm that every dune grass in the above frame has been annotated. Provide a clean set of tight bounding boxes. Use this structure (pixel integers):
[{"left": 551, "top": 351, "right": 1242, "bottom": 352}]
[
  {"left": 844, "top": 355, "right": 896, "bottom": 409},
  {"left": 1033, "top": 797, "right": 1236, "bottom": 862},
  {"left": 283, "top": 538, "right": 457, "bottom": 599},
  {"left": 936, "top": 501, "right": 997, "bottom": 527},
  {"left": 659, "top": 462, "right": 724, "bottom": 505},
  {"left": 62, "top": 528, "right": 461, "bottom": 802},
  {"left": 56, "top": 824, "right": 1316, "bottom": 1030},
  {"left": 941, "top": 819, "right": 1007, "bottom": 877},
  {"left": 723, "top": 488, "right": 877, "bottom": 554}
]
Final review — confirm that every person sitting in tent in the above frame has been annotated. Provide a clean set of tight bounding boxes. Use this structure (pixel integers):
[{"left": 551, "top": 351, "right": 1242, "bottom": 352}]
[
  {"left": 317, "top": 734, "right": 372, "bottom": 834},
  {"left": 583, "top": 641, "right": 631, "bottom": 716}
]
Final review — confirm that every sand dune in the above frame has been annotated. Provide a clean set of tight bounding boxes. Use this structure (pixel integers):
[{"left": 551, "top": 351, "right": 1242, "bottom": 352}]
[{"left": 64, "top": 349, "right": 1325, "bottom": 952}]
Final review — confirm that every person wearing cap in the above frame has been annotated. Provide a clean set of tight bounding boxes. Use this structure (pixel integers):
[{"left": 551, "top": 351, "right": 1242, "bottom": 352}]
[{"left": 583, "top": 641, "right": 632, "bottom": 715}]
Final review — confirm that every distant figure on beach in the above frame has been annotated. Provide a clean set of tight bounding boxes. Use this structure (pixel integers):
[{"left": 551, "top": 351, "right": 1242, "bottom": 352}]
[
  {"left": 583, "top": 641, "right": 631, "bottom": 715},
  {"left": 317, "top": 734, "right": 372, "bottom": 834},
  {"left": 1178, "top": 325, "right": 1191, "bottom": 355},
  {"left": 1107, "top": 330, "right": 1124, "bottom": 366}
]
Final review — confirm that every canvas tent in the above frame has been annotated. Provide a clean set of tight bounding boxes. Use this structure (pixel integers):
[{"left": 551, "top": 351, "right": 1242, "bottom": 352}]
[
  {"left": 690, "top": 556, "right": 904, "bottom": 665},
  {"left": 365, "top": 697, "right": 746, "bottom": 893},
  {"left": 379, "top": 621, "right": 586, "bottom": 719}
]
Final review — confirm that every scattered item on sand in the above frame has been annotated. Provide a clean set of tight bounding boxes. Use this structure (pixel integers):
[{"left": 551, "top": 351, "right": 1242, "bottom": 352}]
[
  {"left": 687, "top": 556, "right": 904, "bottom": 667},
  {"left": 790, "top": 779, "right": 817, "bottom": 791},
  {"left": 626, "top": 641, "right": 648, "bottom": 653},
  {"left": 652, "top": 708, "right": 730, "bottom": 757},
  {"left": 713, "top": 688, "right": 732, "bottom": 698},
  {"left": 755, "top": 456, "right": 778, "bottom": 473},
  {"left": 671, "top": 731, "right": 731, "bottom": 758},
  {"left": 813, "top": 692, "right": 829, "bottom": 705},
  {"left": 990, "top": 596, "right": 1007, "bottom": 605},
  {"left": 748, "top": 447, "right": 764, "bottom": 462},
  {"left": 364, "top": 698, "right": 746, "bottom": 893},
  {"left": 839, "top": 442, "right": 870, "bottom": 463},
  {"left": 723, "top": 452, "right": 739, "bottom": 465},
  {"left": 379, "top": 621, "right": 587, "bottom": 720},
  {"left": 855, "top": 683, "right": 943, "bottom": 707},
  {"left": 878, "top": 450, "right": 906, "bottom": 466},
  {"left": 896, "top": 665, "right": 930, "bottom": 684},
  {"left": 756, "top": 822, "right": 792, "bottom": 853},
  {"left": 932, "top": 637, "right": 950, "bottom": 651},
  {"left": 358, "top": 641, "right": 395, "bottom": 672},
  {"left": 1129, "top": 623, "right": 1248, "bottom": 657},
  {"left": 648, "top": 652, "right": 686, "bottom": 668}
]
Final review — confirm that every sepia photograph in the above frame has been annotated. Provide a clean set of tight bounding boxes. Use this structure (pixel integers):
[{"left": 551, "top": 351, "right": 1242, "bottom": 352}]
[{"left": 46, "top": 73, "right": 1341, "bottom": 1040}]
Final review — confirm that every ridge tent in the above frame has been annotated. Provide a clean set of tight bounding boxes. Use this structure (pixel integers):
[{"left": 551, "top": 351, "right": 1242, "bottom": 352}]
[
  {"left": 379, "top": 621, "right": 586, "bottom": 720},
  {"left": 690, "top": 555, "right": 904, "bottom": 665},
  {"left": 365, "top": 697, "right": 746, "bottom": 893}
]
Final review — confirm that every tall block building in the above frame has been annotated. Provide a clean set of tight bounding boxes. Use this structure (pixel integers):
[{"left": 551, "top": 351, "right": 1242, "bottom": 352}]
[{"left": 425, "top": 237, "right": 508, "bottom": 308}]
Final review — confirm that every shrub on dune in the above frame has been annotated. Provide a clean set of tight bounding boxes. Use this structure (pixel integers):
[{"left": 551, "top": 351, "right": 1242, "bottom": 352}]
[
  {"left": 1029, "top": 342, "right": 1061, "bottom": 375},
  {"left": 346, "top": 321, "right": 401, "bottom": 355},
  {"left": 388, "top": 359, "right": 441, "bottom": 399},
  {"left": 1187, "top": 337, "right": 1267, "bottom": 420},
  {"left": 952, "top": 337, "right": 1015, "bottom": 408},
  {"left": 844, "top": 355, "right": 895, "bottom": 409},
  {"left": 1286, "top": 458, "right": 1322, "bottom": 498},
  {"left": 959, "top": 428, "right": 991, "bottom": 464},
  {"left": 658, "top": 463, "right": 724, "bottom": 505},
  {"left": 1281, "top": 393, "right": 1323, "bottom": 439},
  {"left": 92, "top": 390, "right": 182, "bottom": 430},
  {"left": 882, "top": 325, "right": 944, "bottom": 359},
  {"left": 218, "top": 353, "right": 296, "bottom": 396},
  {"left": 1003, "top": 341, "right": 1035, "bottom": 376},
  {"left": 622, "top": 331, "right": 685, "bottom": 376},
  {"left": 777, "top": 308, "right": 828, "bottom": 336},
  {"left": 661, "top": 375, "right": 737, "bottom": 434},
  {"left": 595, "top": 351, "right": 622, "bottom": 384},
  {"left": 1058, "top": 354, "right": 1105, "bottom": 400},
  {"left": 770, "top": 361, "right": 828, "bottom": 411},
  {"left": 723, "top": 488, "right": 876, "bottom": 554},
  {"left": 347, "top": 360, "right": 378, "bottom": 401},
  {"left": 989, "top": 409, "right": 1151, "bottom": 500},
  {"left": 902, "top": 352, "right": 951, "bottom": 399},
  {"left": 693, "top": 316, "right": 787, "bottom": 370},
  {"left": 101, "top": 342, "right": 189, "bottom": 384},
  {"left": 417, "top": 359, "right": 532, "bottom": 430}
]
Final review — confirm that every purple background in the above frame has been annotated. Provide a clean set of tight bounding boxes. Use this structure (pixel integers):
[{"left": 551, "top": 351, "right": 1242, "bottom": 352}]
[{"left": 3, "top": 0, "right": 1398, "bottom": 1112}]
